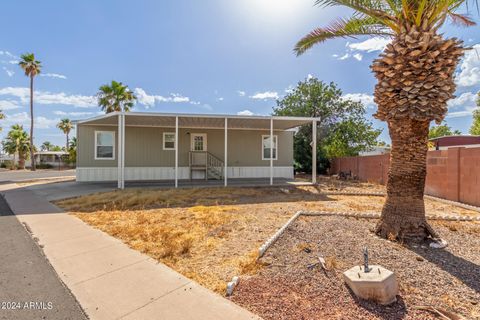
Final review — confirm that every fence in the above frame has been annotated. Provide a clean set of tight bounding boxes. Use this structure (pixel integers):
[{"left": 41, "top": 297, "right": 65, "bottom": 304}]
[{"left": 330, "top": 147, "right": 480, "bottom": 207}]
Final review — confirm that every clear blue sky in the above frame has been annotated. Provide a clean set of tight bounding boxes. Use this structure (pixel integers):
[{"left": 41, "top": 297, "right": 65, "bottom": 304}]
[{"left": 0, "top": 0, "right": 479, "bottom": 147}]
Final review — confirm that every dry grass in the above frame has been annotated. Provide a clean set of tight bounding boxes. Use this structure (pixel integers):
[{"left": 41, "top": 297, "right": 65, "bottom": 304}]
[{"left": 56, "top": 180, "right": 480, "bottom": 296}]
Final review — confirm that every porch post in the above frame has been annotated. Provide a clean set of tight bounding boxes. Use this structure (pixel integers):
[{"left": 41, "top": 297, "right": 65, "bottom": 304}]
[
  {"left": 117, "top": 113, "right": 125, "bottom": 189},
  {"left": 312, "top": 120, "right": 317, "bottom": 184},
  {"left": 270, "top": 118, "right": 273, "bottom": 186},
  {"left": 224, "top": 117, "right": 228, "bottom": 187},
  {"left": 121, "top": 113, "right": 125, "bottom": 189},
  {"left": 175, "top": 116, "right": 179, "bottom": 188}
]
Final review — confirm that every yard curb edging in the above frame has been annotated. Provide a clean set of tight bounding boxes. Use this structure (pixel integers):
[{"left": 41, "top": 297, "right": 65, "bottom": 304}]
[
  {"left": 258, "top": 211, "right": 303, "bottom": 258},
  {"left": 320, "top": 191, "right": 480, "bottom": 213}
]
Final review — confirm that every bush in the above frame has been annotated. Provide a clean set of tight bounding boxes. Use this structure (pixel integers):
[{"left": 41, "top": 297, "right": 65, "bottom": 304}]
[
  {"left": 36, "top": 163, "right": 53, "bottom": 169},
  {"left": 0, "top": 160, "right": 14, "bottom": 169}
]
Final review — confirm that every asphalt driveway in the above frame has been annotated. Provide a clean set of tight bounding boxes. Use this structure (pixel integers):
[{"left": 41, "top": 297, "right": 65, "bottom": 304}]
[{"left": 0, "top": 195, "right": 87, "bottom": 320}]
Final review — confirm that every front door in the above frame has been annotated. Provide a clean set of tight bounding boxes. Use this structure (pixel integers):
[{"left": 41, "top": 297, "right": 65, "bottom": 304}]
[{"left": 191, "top": 133, "right": 207, "bottom": 152}]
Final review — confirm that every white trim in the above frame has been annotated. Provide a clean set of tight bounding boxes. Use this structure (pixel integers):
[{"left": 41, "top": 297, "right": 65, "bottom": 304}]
[
  {"left": 261, "top": 134, "right": 278, "bottom": 161},
  {"left": 270, "top": 118, "right": 273, "bottom": 185},
  {"left": 175, "top": 116, "right": 179, "bottom": 188},
  {"left": 76, "top": 111, "right": 319, "bottom": 122},
  {"left": 79, "top": 123, "right": 289, "bottom": 131},
  {"left": 121, "top": 114, "right": 125, "bottom": 189},
  {"left": 94, "top": 130, "right": 115, "bottom": 160},
  {"left": 76, "top": 166, "right": 294, "bottom": 182},
  {"left": 224, "top": 118, "right": 228, "bottom": 187},
  {"left": 163, "top": 132, "right": 176, "bottom": 150},
  {"left": 190, "top": 133, "right": 208, "bottom": 151}
]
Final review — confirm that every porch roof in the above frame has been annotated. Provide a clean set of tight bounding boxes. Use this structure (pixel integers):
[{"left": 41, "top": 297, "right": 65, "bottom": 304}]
[{"left": 75, "top": 112, "right": 318, "bottom": 130}]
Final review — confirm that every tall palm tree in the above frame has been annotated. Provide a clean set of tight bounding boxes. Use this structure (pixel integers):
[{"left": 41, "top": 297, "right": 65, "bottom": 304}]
[
  {"left": 295, "top": 1, "right": 476, "bottom": 241},
  {"left": 57, "top": 118, "right": 73, "bottom": 150},
  {"left": 41, "top": 141, "right": 53, "bottom": 152},
  {"left": 19, "top": 53, "right": 42, "bottom": 171},
  {"left": 0, "top": 110, "right": 4, "bottom": 132},
  {"left": 97, "top": 80, "right": 137, "bottom": 113},
  {"left": 3, "top": 124, "right": 30, "bottom": 170}
]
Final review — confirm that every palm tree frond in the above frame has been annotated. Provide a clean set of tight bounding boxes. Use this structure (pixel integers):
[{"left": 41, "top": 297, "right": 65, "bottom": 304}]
[
  {"left": 295, "top": 16, "right": 393, "bottom": 56},
  {"left": 448, "top": 11, "right": 477, "bottom": 26}
]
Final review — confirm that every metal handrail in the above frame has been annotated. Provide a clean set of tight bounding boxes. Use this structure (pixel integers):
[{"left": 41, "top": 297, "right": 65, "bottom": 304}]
[{"left": 189, "top": 151, "right": 224, "bottom": 179}]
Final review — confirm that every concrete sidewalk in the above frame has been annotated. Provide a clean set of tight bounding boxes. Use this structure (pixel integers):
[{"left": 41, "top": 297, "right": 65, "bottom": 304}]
[
  {"left": 1, "top": 184, "right": 259, "bottom": 320},
  {"left": 0, "top": 195, "right": 87, "bottom": 320}
]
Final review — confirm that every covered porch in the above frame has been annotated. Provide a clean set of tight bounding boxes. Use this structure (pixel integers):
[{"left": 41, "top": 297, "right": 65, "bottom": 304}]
[{"left": 75, "top": 112, "right": 319, "bottom": 189}]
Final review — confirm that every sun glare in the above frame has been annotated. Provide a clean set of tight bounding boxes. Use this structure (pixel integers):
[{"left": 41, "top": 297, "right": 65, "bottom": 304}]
[{"left": 233, "top": 0, "right": 310, "bottom": 23}]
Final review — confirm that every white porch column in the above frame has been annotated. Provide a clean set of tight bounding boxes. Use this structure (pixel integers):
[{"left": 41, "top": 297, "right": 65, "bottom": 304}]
[
  {"left": 312, "top": 120, "right": 317, "bottom": 184},
  {"left": 121, "top": 114, "right": 125, "bottom": 189},
  {"left": 175, "top": 116, "right": 179, "bottom": 188},
  {"left": 117, "top": 113, "right": 125, "bottom": 189},
  {"left": 270, "top": 118, "right": 273, "bottom": 186},
  {"left": 224, "top": 117, "right": 228, "bottom": 187}
]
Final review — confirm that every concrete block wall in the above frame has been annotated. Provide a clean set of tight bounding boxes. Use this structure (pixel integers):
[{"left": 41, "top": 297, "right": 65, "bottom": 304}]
[{"left": 330, "top": 147, "right": 480, "bottom": 207}]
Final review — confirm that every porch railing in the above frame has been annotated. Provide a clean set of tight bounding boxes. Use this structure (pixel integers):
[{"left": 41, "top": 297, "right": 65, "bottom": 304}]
[{"left": 189, "top": 151, "right": 224, "bottom": 180}]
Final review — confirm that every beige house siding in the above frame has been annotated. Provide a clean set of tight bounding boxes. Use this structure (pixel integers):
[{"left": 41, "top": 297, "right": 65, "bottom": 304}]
[{"left": 77, "top": 125, "right": 294, "bottom": 168}]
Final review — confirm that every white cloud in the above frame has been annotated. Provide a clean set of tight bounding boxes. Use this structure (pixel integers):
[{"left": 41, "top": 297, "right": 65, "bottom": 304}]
[
  {"left": 217, "top": 97, "right": 224, "bottom": 101},
  {"left": 353, "top": 53, "right": 363, "bottom": 61},
  {"left": 343, "top": 93, "right": 376, "bottom": 108},
  {"left": 237, "top": 90, "right": 246, "bottom": 97},
  {"left": 134, "top": 88, "right": 192, "bottom": 108},
  {"left": 3, "top": 67, "right": 14, "bottom": 77},
  {"left": 237, "top": 109, "right": 255, "bottom": 116},
  {"left": 53, "top": 110, "right": 93, "bottom": 117},
  {"left": 347, "top": 37, "right": 391, "bottom": 52},
  {"left": 446, "top": 92, "right": 478, "bottom": 118},
  {"left": 0, "top": 87, "right": 97, "bottom": 108},
  {"left": 40, "top": 73, "right": 67, "bottom": 80},
  {"left": 334, "top": 37, "right": 391, "bottom": 62},
  {"left": 456, "top": 44, "right": 480, "bottom": 87},
  {"left": 249, "top": 91, "right": 279, "bottom": 100},
  {"left": 0, "top": 100, "right": 21, "bottom": 110},
  {"left": 2, "top": 112, "right": 59, "bottom": 129},
  {"left": 306, "top": 74, "right": 314, "bottom": 80}
]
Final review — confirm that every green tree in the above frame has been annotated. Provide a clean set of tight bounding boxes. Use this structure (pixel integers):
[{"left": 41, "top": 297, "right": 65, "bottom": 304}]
[
  {"left": 57, "top": 118, "right": 73, "bottom": 150},
  {"left": 273, "top": 77, "right": 381, "bottom": 173},
  {"left": 295, "top": 0, "right": 476, "bottom": 240},
  {"left": 67, "top": 137, "right": 77, "bottom": 164},
  {"left": 41, "top": 141, "right": 53, "bottom": 151},
  {"left": 2, "top": 124, "right": 30, "bottom": 170},
  {"left": 19, "top": 53, "right": 42, "bottom": 171},
  {"left": 429, "top": 122, "right": 461, "bottom": 139},
  {"left": 97, "top": 81, "right": 137, "bottom": 113},
  {"left": 323, "top": 118, "right": 381, "bottom": 159},
  {"left": 470, "top": 92, "right": 480, "bottom": 135}
]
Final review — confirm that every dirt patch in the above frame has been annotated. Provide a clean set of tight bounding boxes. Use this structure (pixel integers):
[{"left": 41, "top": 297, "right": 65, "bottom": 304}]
[{"left": 231, "top": 216, "right": 480, "bottom": 320}]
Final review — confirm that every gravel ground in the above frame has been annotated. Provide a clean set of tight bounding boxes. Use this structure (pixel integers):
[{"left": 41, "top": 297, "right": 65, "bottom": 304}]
[{"left": 231, "top": 216, "right": 480, "bottom": 320}]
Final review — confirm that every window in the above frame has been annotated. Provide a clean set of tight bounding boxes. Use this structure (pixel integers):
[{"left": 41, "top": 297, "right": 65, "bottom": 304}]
[
  {"left": 262, "top": 135, "right": 278, "bottom": 160},
  {"left": 163, "top": 132, "right": 176, "bottom": 150},
  {"left": 95, "top": 131, "right": 115, "bottom": 160}
]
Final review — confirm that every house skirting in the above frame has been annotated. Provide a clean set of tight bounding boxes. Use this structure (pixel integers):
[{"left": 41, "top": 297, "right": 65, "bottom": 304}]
[{"left": 76, "top": 167, "right": 294, "bottom": 182}]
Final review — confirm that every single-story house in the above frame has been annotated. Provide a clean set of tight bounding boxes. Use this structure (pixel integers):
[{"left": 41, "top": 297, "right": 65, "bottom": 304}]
[
  {"left": 35, "top": 151, "right": 69, "bottom": 166},
  {"left": 430, "top": 135, "right": 480, "bottom": 150},
  {"left": 75, "top": 112, "right": 319, "bottom": 189}
]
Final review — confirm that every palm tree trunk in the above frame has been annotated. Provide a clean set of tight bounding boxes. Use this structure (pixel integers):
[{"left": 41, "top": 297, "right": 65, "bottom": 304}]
[
  {"left": 29, "top": 75, "right": 36, "bottom": 171},
  {"left": 375, "top": 118, "right": 438, "bottom": 240},
  {"left": 66, "top": 133, "right": 69, "bottom": 151}
]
